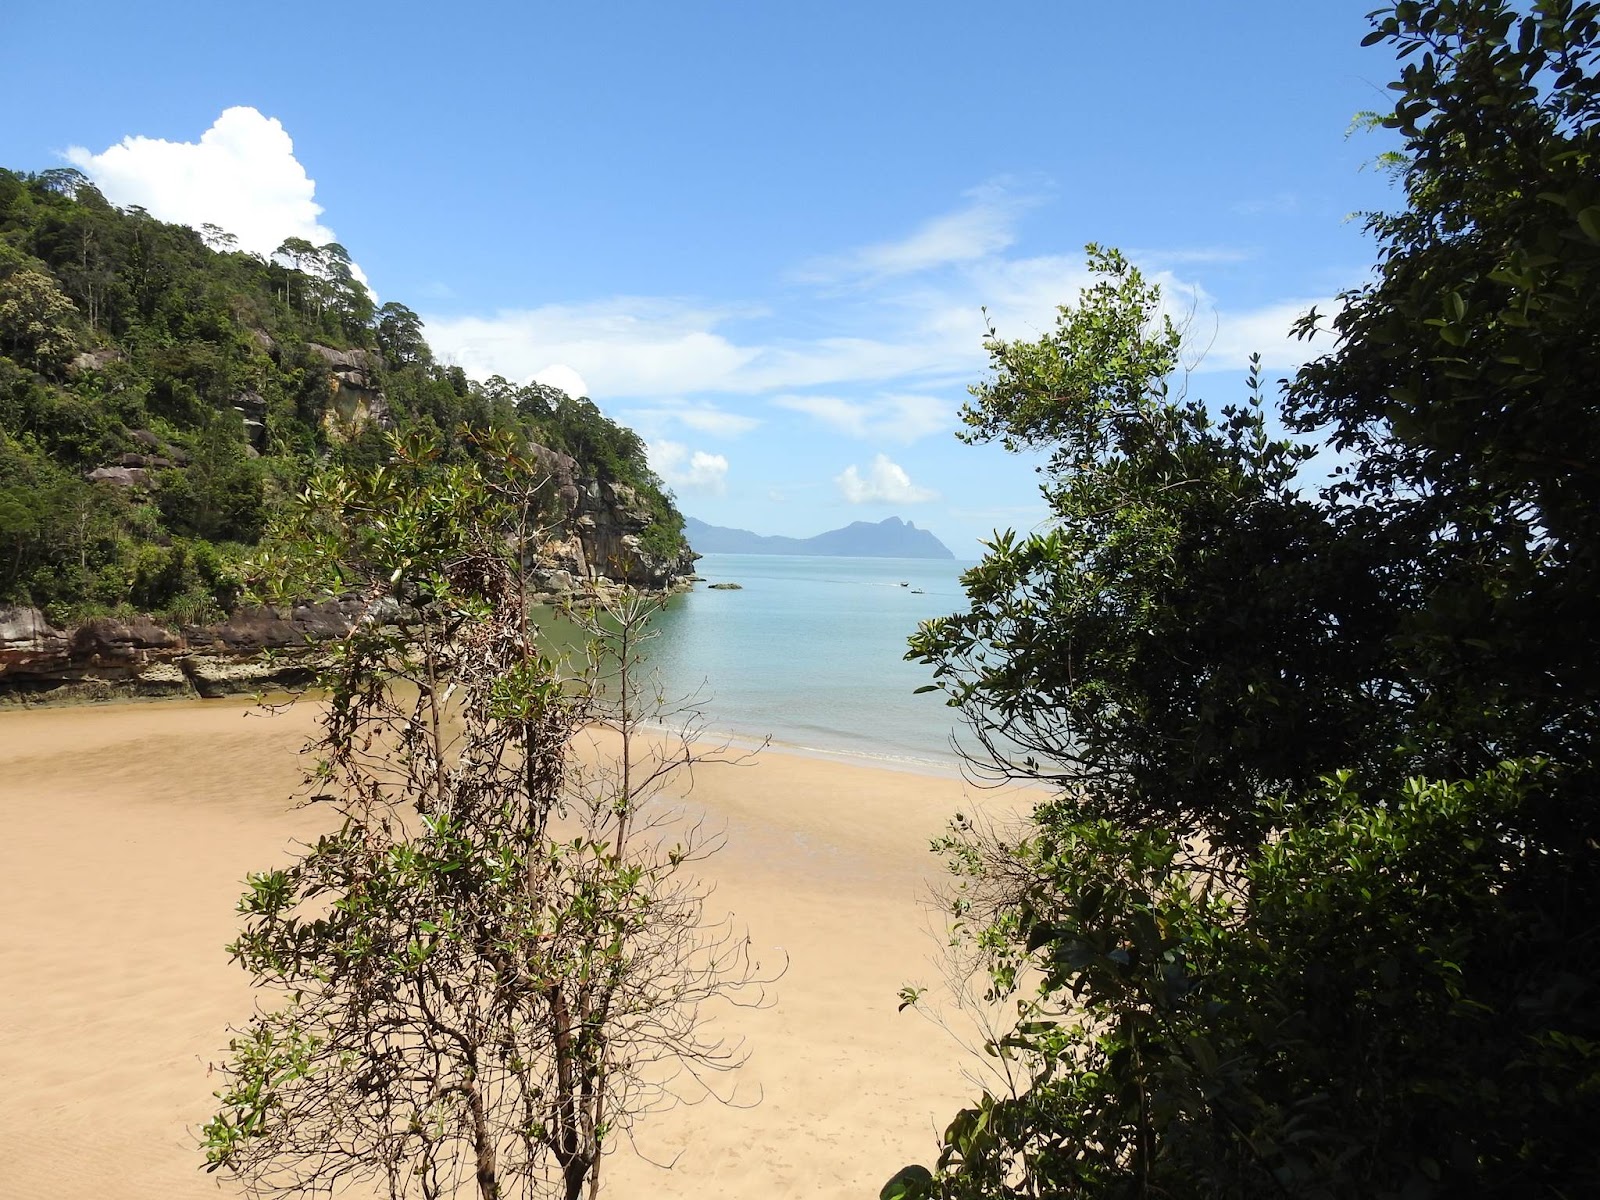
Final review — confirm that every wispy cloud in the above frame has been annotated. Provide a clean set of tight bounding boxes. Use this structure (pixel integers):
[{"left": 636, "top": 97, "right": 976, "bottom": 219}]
[
  {"left": 1176, "top": 297, "right": 1340, "bottom": 375},
  {"left": 773, "top": 392, "right": 953, "bottom": 442},
  {"left": 1232, "top": 191, "right": 1300, "bottom": 216},
  {"left": 620, "top": 399, "right": 761, "bottom": 439},
  {"left": 795, "top": 183, "right": 1039, "bottom": 284},
  {"left": 1131, "top": 246, "right": 1254, "bottom": 267},
  {"left": 423, "top": 186, "right": 1339, "bottom": 404}
]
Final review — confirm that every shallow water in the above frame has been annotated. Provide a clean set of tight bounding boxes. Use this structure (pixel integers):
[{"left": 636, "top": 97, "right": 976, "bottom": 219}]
[{"left": 633, "top": 553, "right": 977, "bottom": 768}]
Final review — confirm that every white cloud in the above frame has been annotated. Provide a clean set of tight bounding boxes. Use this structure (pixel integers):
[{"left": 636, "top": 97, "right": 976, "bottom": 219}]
[
  {"left": 422, "top": 190, "right": 1349, "bottom": 409},
  {"left": 66, "top": 107, "right": 339, "bottom": 261},
  {"left": 775, "top": 392, "right": 952, "bottom": 442},
  {"left": 1233, "top": 191, "right": 1300, "bottom": 216},
  {"left": 620, "top": 399, "right": 760, "bottom": 438},
  {"left": 799, "top": 183, "right": 1035, "bottom": 283},
  {"left": 835, "top": 454, "right": 937, "bottom": 504},
  {"left": 649, "top": 440, "right": 729, "bottom": 495},
  {"left": 677, "top": 406, "right": 760, "bottom": 436},
  {"left": 423, "top": 299, "right": 760, "bottom": 398},
  {"left": 423, "top": 297, "right": 980, "bottom": 401},
  {"left": 1180, "top": 298, "right": 1341, "bottom": 374},
  {"left": 529, "top": 363, "right": 589, "bottom": 399}
]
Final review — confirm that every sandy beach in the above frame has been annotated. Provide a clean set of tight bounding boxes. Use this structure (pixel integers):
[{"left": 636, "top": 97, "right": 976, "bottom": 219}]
[{"left": 0, "top": 698, "right": 1032, "bottom": 1199}]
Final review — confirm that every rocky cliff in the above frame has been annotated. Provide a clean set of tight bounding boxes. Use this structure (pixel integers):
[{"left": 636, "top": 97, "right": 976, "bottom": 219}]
[
  {"left": 0, "top": 600, "right": 365, "bottom": 703},
  {"left": 527, "top": 442, "right": 697, "bottom": 595},
  {"left": 308, "top": 342, "right": 393, "bottom": 438},
  {"left": 0, "top": 442, "right": 696, "bottom": 702}
]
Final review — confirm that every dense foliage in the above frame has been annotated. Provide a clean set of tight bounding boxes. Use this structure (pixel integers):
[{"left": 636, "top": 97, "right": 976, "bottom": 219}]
[
  {"left": 0, "top": 172, "right": 684, "bottom": 623},
  {"left": 900, "top": 2, "right": 1600, "bottom": 1196}
]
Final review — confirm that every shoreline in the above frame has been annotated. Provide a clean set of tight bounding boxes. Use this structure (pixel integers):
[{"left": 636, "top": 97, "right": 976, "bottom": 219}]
[
  {"left": 2, "top": 685, "right": 984, "bottom": 781},
  {"left": 0, "top": 697, "right": 1037, "bottom": 1199}
]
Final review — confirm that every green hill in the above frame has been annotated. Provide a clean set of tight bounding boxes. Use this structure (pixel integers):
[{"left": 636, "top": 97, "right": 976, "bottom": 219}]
[{"left": 0, "top": 167, "right": 687, "bottom": 625}]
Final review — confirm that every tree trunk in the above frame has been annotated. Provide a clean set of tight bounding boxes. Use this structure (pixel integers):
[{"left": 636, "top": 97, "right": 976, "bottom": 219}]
[{"left": 469, "top": 1085, "right": 500, "bottom": 1200}]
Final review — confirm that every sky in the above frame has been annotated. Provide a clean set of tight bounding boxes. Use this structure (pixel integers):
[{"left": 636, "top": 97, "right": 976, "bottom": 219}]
[{"left": 2, "top": 1, "right": 1405, "bottom": 553}]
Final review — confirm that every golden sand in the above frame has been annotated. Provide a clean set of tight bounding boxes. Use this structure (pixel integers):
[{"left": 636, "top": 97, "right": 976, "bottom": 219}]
[{"left": 0, "top": 699, "right": 1031, "bottom": 1198}]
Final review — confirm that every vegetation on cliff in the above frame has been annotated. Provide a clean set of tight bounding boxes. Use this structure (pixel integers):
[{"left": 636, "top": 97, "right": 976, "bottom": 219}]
[{"left": 0, "top": 169, "right": 686, "bottom": 625}]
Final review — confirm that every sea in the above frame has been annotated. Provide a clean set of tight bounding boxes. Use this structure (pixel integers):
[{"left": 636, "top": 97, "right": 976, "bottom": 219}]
[{"left": 632, "top": 553, "right": 978, "bottom": 772}]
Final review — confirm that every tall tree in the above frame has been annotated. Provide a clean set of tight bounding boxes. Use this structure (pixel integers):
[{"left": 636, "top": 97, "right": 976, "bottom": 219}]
[{"left": 897, "top": 3, "right": 1600, "bottom": 1196}]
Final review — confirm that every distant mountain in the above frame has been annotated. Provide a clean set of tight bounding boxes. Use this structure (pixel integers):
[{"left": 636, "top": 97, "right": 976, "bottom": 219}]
[{"left": 685, "top": 515, "right": 954, "bottom": 559}]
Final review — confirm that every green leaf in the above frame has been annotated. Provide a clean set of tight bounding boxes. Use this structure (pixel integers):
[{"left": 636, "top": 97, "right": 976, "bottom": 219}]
[{"left": 880, "top": 1164, "right": 935, "bottom": 1200}]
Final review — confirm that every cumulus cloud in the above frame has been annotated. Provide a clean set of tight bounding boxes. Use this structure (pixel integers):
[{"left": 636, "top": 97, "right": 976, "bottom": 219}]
[
  {"left": 775, "top": 392, "right": 952, "bottom": 442},
  {"left": 835, "top": 454, "right": 937, "bottom": 504},
  {"left": 66, "top": 107, "right": 339, "bottom": 261},
  {"left": 649, "top": 440, "right": 729, "bottom": 495},
  {"left": 423, "top": 300, "right": 760, "bottom": 398},
  {"left": 529, "top": 363, "right": 590, "bottom": 399}
]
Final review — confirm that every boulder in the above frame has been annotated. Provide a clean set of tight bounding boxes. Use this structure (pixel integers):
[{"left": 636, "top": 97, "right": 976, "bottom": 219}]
[
  {"left": 69, "top": 615, "right": 180, "bottom": 663},
  {"left": 0, "top": 607, "right": 70, "bottom": 677},
  {"left": 232, "top": 390, "right": 268, "bottom": 450},
  {"left": 86, "top": 466, "right": 154, "bottom": 489},
  {"left": 68, "top": 347, "right": 124, "bottom": 375}
]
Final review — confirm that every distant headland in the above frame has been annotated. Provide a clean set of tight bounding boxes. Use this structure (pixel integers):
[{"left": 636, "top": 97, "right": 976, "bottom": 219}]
[{"left": 685, "top": 515, "right": 955, "bottom": 559}]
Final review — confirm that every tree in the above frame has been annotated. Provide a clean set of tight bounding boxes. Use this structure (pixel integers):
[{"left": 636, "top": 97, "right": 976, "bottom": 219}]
[
  {"left": 896, "top": 4, "right": 1600, "bottom": 1195},
  {"left": 377, "top": 301, "right": 430, "bottom": 366},
  {"left": 1287, "top": 0, "right": 1600, "bottom": 810},
  {"left": 0, "top": 267, "right": 79, "bottom": 376},
  {"left": 911, "top": 248, "right": 1389, "bottom": 851},
  {"left": 202, "top": 434, "right": 770, "bottom": 1200}
]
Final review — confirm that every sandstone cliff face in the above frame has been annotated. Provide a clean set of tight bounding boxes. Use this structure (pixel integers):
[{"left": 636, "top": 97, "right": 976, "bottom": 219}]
[
  {"left": 526, "top": 442, "right": 697, "bottom": 594},
  {"left": 0, "top": 600, "right": 372, "bottom": 703},
  {"left": 308, "top": 343, "right": 392, "bottom": 438}
]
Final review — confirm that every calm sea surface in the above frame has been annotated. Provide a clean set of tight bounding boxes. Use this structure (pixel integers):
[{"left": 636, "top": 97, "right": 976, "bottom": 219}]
[{"left": 636, "top": 553, "right": 977, "bottom": 770}]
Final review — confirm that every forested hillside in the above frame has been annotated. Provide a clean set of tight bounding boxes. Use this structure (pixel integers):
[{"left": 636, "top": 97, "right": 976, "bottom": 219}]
[{"left": 0, "top": 167, "right": 686, "bottom": 625}]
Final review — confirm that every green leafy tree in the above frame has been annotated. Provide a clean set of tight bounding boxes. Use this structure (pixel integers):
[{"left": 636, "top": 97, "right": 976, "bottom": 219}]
[
  {"left": 0, "top": 267, "right": 79, "bottom": 376},
  {"left": 377, "top": 301, "right": 430, "bottom": 366},
  {"left": 202, "top": 434, "right": 770, "bottom": 1200},
  {"left": 898, "top": 4, "right": 1600, "bottom": 1196}
]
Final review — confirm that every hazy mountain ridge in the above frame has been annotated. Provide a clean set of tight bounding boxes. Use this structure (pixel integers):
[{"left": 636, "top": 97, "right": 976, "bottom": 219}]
[{"left": 685, "top": 515, "right": 954, "bottom": 559}]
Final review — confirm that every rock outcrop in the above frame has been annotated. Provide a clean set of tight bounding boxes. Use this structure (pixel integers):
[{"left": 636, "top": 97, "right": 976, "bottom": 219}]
[
  {"left": 308, "top": 343, "right": 392, "bottom": 438},
  {"left": 0, "top": 601, "right": 376, "bottom": 703},
  {"left": 4, "top": 442, "right": 697, "bottom": 703},
  {"left": 525, "top": 441, "right": 697, "bottom": 595}
]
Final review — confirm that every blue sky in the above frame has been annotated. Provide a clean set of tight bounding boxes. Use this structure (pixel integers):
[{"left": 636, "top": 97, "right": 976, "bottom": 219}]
[{"left": 3, "top": 1, "right": 1402, "bottom": 552}]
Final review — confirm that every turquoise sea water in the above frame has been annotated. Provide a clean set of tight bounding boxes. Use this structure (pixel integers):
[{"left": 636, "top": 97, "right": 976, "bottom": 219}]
[{"left": 638, "top": 554, "right": 976, "bottom": 769}]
